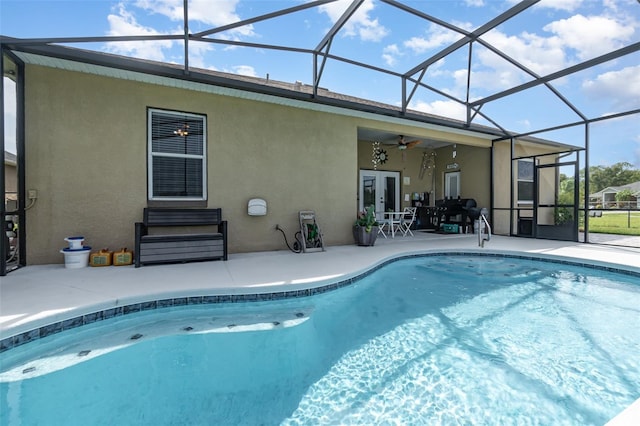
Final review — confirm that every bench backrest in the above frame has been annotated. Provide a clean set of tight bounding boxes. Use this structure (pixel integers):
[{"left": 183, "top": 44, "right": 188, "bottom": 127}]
[{"left": 143, "top": 208, "right": 222, "bottom": 227}]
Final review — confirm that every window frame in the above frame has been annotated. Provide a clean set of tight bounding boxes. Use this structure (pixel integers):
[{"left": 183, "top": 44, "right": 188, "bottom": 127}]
[
  {"left": 516, "top": 158, "right": 534, "bottom": 205},
  {"left": 147, "top": 108, "right": 207, "bottom": 202}
]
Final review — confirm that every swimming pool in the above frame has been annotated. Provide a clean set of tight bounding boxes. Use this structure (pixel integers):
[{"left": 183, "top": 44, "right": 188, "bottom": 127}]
[{"left": 1, "top": 254, "right": 639, "bottom": 425}]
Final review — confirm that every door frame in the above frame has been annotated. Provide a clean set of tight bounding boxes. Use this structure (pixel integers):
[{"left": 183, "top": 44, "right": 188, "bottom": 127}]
[{"left": 358, "top": 169, "right": 400, "bottom": 216}]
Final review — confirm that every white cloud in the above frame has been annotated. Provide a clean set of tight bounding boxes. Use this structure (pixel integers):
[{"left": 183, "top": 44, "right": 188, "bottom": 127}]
[
  {"left": 105, "top": 3, "right": 174, "bottom": 61},
  {"left": 543, "top": 14, "right": 634, "bottom": 60},
  {"left": 134, "top": 0, "right": 255, "bottom": 36},
  {"left": 482, "top": 30, "right": 567, "bottom": 76},
  {"left": 404, "top": 23, "right": 467, "bottom": 54},
  {"left": 536, "top": 0, "right": 583, "bottom": 12},
  {"left": 187, "top": 41, "right": 215, "bottom": 69},
  {"left": 382, "top": 44, "right": 401, "bottom": 67},
  {"left": 516, "top": 119, "right": 532, "bottom": 131},
  {"left": 504, "top": 0, "right": 581, "bottom": 12},
  {"left": 408, "top": 99, "right": 467, "bottom": 121},
  {"left": 105, "top": 1, "right": 250, "bottom": 67},
  {"left": 582, "top": 65, "right": 640, "bottom": 110},
  {"left": 134, "top": 0, "right": 183, "bottom": 21},
  {"left": 319, "top": 0, "right": 388, "bottom": 42},
  {"left": 426, "top": 58, "right": 447, "bottom": 77},
  {"left": 465, "top": 5, "right": 636, "bottom": 84},
  {"left": 417, "top": 27, "right": 566, "bottom": 99},
  {"left": 232, "top": 65, "right": 258, "bottom": 77},
  {"left": 464, "top": 0, "right": 485, "bottom": 6}
]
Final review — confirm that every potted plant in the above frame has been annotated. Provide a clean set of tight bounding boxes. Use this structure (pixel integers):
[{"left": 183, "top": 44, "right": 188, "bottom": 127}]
[{"left": 354, "top": 206, "right": 379, "bottom": 246}]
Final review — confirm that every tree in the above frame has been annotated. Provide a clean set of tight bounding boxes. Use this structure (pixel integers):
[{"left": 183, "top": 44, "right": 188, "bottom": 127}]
[
  {"left": 615, "top": 189, "right": 635, "bottom": 208},
  {"left": 586, "top": 162, "right": 640, "bottom": 193}
]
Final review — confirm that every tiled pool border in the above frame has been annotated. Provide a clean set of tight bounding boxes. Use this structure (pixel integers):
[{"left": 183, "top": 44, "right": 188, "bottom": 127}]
[{"left": 2, "top": 251, "right": 639, "bottom": 353}]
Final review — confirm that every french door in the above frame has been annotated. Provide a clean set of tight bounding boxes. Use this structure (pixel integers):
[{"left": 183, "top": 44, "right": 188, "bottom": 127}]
[{"left": 359, "top": 170, "right": 400, "bottom": 218}]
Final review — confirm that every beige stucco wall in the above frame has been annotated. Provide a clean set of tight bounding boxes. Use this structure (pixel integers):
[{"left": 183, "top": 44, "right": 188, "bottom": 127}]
[
  {"left": 24, "top": 65, "right": 360, "bottom": 264},
  {"left": 22, "top": 64, "right": 499, "bottom": 265}
]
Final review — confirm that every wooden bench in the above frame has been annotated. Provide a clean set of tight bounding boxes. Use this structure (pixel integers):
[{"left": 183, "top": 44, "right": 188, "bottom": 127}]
[{"left": 134, "top": 208, "right": 228, "bottom": 268}]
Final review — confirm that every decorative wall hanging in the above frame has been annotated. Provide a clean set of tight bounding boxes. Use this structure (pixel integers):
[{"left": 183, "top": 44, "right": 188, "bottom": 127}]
[
  {"left": 419, "top": 150, "right": 436, "bottom": 180},
  {"left": 371, "top": 141, "right": 387, "bottom": 169}
]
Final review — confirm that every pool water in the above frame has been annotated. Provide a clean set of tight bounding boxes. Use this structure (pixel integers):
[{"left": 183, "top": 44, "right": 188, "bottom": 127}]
[{"left": 1, "top": 255, "right": 639, "bottom": 425}]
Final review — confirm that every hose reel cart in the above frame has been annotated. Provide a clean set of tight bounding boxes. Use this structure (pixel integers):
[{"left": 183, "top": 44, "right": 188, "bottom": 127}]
[{"left": 298, "top": 210, "right": 325, "bottom": 253}]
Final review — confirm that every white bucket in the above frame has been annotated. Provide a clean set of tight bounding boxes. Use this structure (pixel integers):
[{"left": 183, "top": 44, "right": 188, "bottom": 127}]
[
  {"left": 64, "top": 236, "right": 85, "bottom": 250},
  {"left": 60, "top": 247, "right": 91, "bottom": 269}
]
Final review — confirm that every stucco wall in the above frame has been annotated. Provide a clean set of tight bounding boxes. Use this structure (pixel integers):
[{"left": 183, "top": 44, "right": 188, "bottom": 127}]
[{"left": 24, "top": 65, "right": 358, "bottom": 264}]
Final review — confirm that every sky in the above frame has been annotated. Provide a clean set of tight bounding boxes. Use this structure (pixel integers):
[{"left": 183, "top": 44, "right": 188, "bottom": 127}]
[{"left": 2, "top": 0, "right": 640, "bottom": 168}]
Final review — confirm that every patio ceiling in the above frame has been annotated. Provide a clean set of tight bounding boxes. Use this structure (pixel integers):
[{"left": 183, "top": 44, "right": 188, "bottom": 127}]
[{"left": 1, "top": 0, "right": 639, "bottom": 148}]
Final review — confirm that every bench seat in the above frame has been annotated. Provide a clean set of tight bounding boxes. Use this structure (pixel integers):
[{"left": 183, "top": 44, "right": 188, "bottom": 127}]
[{"left": 135, "top": 208, "right": 228, "bottom": 267}]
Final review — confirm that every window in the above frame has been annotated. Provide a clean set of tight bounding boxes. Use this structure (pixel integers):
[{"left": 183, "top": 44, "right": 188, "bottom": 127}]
[
  {"left": 148, "top": 108, "right": 206, "bottom": 201},
  {"left": 517, "top": 159, "right": 534, "bottom": 204}
]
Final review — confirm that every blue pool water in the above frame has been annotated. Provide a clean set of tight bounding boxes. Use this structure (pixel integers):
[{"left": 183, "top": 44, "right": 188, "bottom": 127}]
[{"left": 1, "top": 254, "right": 639, "bottom": 425}]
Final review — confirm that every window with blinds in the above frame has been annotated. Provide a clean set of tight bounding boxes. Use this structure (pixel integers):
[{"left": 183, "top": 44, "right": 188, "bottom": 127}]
[
  {"left": 517, "top": 159, "right": 534, "bottom": 204},
  {"left": 148, "top": 108, "right": 207, "bottom": 200}
]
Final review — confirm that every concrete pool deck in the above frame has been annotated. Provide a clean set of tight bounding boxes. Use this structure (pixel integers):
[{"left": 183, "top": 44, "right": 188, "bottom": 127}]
[
  {"left": 1, "top": 233, "right": 639, "bottom": 424},
  {"left": 2, "top": 233, "right": 639, "bottom": 337}
]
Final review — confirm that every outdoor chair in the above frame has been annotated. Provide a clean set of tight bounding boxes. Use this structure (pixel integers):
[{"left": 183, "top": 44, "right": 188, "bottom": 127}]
[
  {"left": 377, "top": 212, "right": 391, "bottom": 238},
  {"left": 399, "top": 207, "right": 417, "bottom": 236}
]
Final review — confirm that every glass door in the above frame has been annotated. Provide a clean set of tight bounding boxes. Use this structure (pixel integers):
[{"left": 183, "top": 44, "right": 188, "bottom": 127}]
[{"left": 359, "top": 170, "right": 400, "bottom": 218}]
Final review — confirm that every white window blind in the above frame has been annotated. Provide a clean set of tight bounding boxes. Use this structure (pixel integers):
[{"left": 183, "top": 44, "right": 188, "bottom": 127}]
[
  {"left": 148, "top": 109, "right": 206, "bottom": 200},
  {"left": 517, "top": 159, "right": 534, "bottom": 204}
]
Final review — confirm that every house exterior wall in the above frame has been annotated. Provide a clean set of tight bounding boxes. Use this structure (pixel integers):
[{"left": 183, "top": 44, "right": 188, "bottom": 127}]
[
  {"left": 22, "top": 64, "right": 497, "bottom": 265},
  {"left": 23, "top": 65, "right": 360, "bottom": 264}
]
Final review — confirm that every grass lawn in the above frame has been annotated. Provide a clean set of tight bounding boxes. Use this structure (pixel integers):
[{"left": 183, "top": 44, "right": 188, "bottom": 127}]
[{"left": 584, "top": 211, "right": 640, "bottom": 236}]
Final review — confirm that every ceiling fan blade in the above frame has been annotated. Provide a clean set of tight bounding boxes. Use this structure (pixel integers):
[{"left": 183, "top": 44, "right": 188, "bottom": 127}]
[{"left": 396, "top": 135, "right": 420, "bottom": 149}]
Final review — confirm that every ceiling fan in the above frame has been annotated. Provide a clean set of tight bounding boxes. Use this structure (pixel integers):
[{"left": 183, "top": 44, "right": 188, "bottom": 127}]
[{"left": 393, "top": 135, "right": 420, "bottom": 150}]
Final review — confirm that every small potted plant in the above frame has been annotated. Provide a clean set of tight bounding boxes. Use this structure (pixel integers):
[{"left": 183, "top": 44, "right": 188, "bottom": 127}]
[{"left": 354, "top": 206, "right": 379, "bottom": 246}]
